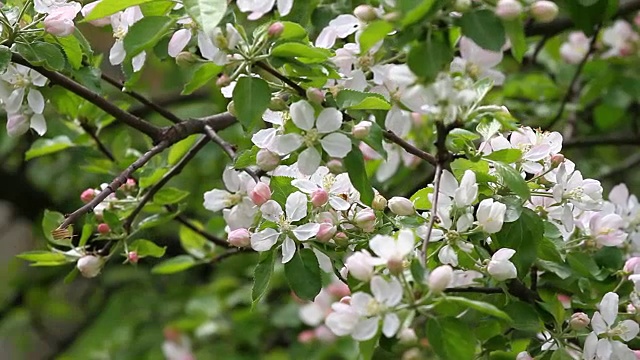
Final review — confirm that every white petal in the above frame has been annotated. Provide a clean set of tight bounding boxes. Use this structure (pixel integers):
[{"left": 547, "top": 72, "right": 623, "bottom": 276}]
[
  {"left": 315, "top": 28, "right": 338, "bottom": 49},
  {"left": 260, "top": 200, "right": 284, "bottom": 222},
  {"left": 331, "top": 15, "right": 360, "bottom": 38},
  {"left": 396, "top": 229, "right": 415, "bottom": 257},
  {"left": 203, "top": 189, "right": 232, "bottom": 212},
  {"left": 492, "top": 248, "right": 515, "bottom": 261},
  {"left": 583, "top": 332, "right": 598, "bottom": 360},
  {"left": 385, "top": 106, "right": 411, "bottom": 137},
  {"left": 291, "top": 179, "right": 318, "bottom": 193},
  {"left": 599, "top": 292, "right": 619, "bottom": 327},
  {"left": 618, "top": 320, "right": 640, "bottom": 341},
  {"left": 197, "top": 31, "right": 220, "bottom": 62},
  {"left": 168, "top": 28, "right": 192, "bottom": 57},
  {"left": 328, "top": 196, "right": 351, "bottom": 211},
  {"left": 293, "top": 223, "right": 321, "bottom": 240},
  {"left": 596, "top": 339, "right": 612, "bottom": 360},
  {"left": 252, "top": 128, "right": 278, "bottom": 149},
  {"left": 290, "top": 100, "right": 316, "bottom": 131},
  {"left": 286, "top": 191, "right": 308, "bottom": 221},
  {"left": 27, "top": 89, "right": 45, "bottom": 114},
  {"left": 277, "top": 0, "right": 293, "bottom": 15},
  {"left": 263, "top": 109, "right": 284, "bottom": 125},
  {"left": 274, "top": 134, "right": 303, "bottom": 155},
  {"left": 132, "top": 51, "right": 146, "bottom": 72},
  {"left": 369, "top": 235, "right": 395, "bottom": 260},
  {"left": 316, "top": 108, "right": 342, "bottom": 133},
  {"left": 6, "top": 88, "right": 25, "bottom": 114},
  {"left": 281, "top": 236, "right": 296, "bottom": 263},
  {"left": 251, "top": 228, "right": 280, "bottom": 251},
  {"left": 325, "top": 311, "right": 359, "bottom": 336},
  {"left": 382, "top": 313, "right": 400, "bottom": 338},
  {"left": 223, "top": 167, "right": 241, "bottom": 192},
  {"left": 109, "top": 40, "right": 126, "bottom": 65},
  {"left": 6, "top": 113, "right": 29, "bottom": 137},
  {"left": 591, "top": 312, "right": 608, "bottom": 335},
  {"left": 30, "top": 113, "right": 47, "bottom": 135},
  {"left": 297, "top": 147, "right": 322, "bottom": 175},
  {"left": 352, "top": 317, "right": 379, "bottom": 341},
  {"left": 320, "top": 133, "right": 352, "bottom": 157}
]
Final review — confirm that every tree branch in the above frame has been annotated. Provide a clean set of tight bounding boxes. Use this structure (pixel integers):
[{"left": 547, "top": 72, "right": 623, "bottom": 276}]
[
  {"left": 78, "top": 119, "right": 115, "bottom": 162},
  {"left": 11, "top": 53, "right": 163, "bottom": 141},
  {"left": 255, "top": 61, "right": 306, "bottom": 97},
  {"left": 172, "top": 212, "right": 229, "bottom": 248},
  {"left": 383, "top": 130, "right": 437, "bottom": 166},
  {"left": 203, "top": 125, "right": 260, "bottom": 182}
]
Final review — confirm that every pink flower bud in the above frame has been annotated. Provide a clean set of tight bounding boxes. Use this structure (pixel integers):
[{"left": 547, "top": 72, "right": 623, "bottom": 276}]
[
  {"left": 228, "top": 228, "right": 251, "bottom": 247},
  {"left": 550, "top": 154, "right": 565, "bottom": 168},
  {"left": 530, "top": 1, "right": 559, "bottom": 23},
  {"left": 516, "top": 352, "right": 533, "bottom": 360},
  {"left": 81, "top": 1, "right": 111, "bottom": 27},
  {"left": 316, "top": 223, "right": 337, "bottom": 242},
  {"left": 339, "top": 296, "right": 351, "bottom": 305},
  {"left": 628, "top": 304, "right": 637, "bottom": 314},
  {"left": 77, "top": 255, "right": 103, "bottom": 278},
  {"left": 268, "top": 22, "right": 284, "bottom": 37},
  {"left": 256, "top": 149, "right": 280, "bottom": 171},
  {"left": 326, "top": 159, "right": 345, "bottom": 174},
  {"left": 371, "top": 194, "right": 387, "bottom": 211},
  {"left": 80, "top": 189, "right": 95, "bottom": 203},
  {"left": 327, "top": 282, "right": 350, "bottom": 298},
  {"left": 128, "top": 251, "right": 139, "bottom": 264},
  {"left": 495, "top": 0, "right": 523, "bottom": 20},
  {"left": 334, "top": 232, "right": 349, "bottom": 246},
  {"left": 354, "top": 208, "right": 376, "bottom": 232},
  {"left": 306, "top": 88, "right": 325, "bottom": 104},
  {"left": 44, "top": 2, "right": 81, "bottom": 37},
  {"left": 249, "top": 182, "right": 271, "bottom": 206},
  {"left": 125, "top": 178, "right": 136, "bottom": 190},
  {"left": 353, "top": 5, "right": 377, "bottom": 21},
  {"left": 428, "top": 265, "right": 453, "bottom": 293},
  {"left": 557, "top": 294, "right": 571, "bottom": 309},
  {"left": 216, "top": 74, "right": 231, "bottom": 88},
  {"left": 388, "top": 196, "right": 415, "bottom": 216},
  {"left": 625, "top": 257, "right": 640, "bottom": 273},
  {"left": 311, "top": 189, "right": 329, "bottom": 207},
  {"left": 352, "top": 121, "right": 372, "bottom": 139},
  {"left": 6, "top": 113, "right": 29, "bottom": 137},
  {"left": 97, "top": 223, "right": 110, "bottom": 234},
  {"left": 298, "top": 329, "right": 316, "bottom": 343},
  {"left": 569, "top": 312, "right": 590, "bottom": 330}
]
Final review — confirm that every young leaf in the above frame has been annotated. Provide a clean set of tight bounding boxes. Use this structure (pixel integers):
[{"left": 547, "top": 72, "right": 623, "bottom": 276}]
[
  {"left": 153, "top": 187, "right": 190, "bottom": 205},
  {"left": 408, "top": 32, "right": 452, "bottom": 81},
  {"left": 271, "top": 43, "right": 332, "bottom": 59},
  {"left": 0, "top": 45, "right": 11, "bottom": 74},
  {"left": 344, "top": 145, "right": 374, "bottom": 206},
  {"left": 232, "top": 77, "right": 272, "bottom": 130},
  {"left": 284, "top": 248, "right": 322, "bottom": 301},
  {"left": 457, "top": 10, "right": 506, "bottom": 52},
  {"left": 124, "top": 16, "right": 176, "bottom": 58},
  {"left": 484, "top": 149, "right": 522, "bottom": 163},
  {"left": 359, "top": 20, "right": 393, "bottom": 54},
  {"left": 14, "top": 42, "right": 66, "bottom": 71},
  {"left": 42, "top": 209, "right": 70, "bottom": 246},
  {"left": 83, "top": 0, "right": 155, "bottom": 21},
  {"left": 182, "top": 63, "right": 223, "bottom": 95},
  {"left": 503, "top": 18, "right": 527, "bottom": 63},
  {"left": 26, "top": 136, "right": 75, "bottom": 160},
  {"left": 269, "top": 176, "right": 298, "bottom": 206},
  {"left": 252, "top": 250, "right": 276, "bottom": 305},
  {"left": 426, "top": 318, "right": 477, "bottom": 360},
  {"left": 129, "top": 239, "right": 166, "bottom": 258},
  {"left": 17, "top": 251, "right": 67, "bottom": 263},
  {"left": 438, "top": 297, "right": 512, "bottom": 321},
  {"left": 151, "top": 255, "right": 196, "bottom": 274},
  {"left": 336, "top": 90, "right": 390, "bottom": 110},
  {"left": 183, "top": 0, "right": 228, "bottom": 37},
  {"left": 494, "top": 162, "right": 530, "bottom": 200}
]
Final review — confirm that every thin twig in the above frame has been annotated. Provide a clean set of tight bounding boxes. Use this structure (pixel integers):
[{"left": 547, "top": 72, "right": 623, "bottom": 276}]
[
  {"left": 101, "top": 72, "right": 184, "bottom": 124},
  {"left": 546, "top": 27, "right": 600, "bottom": 130},
  {"left": 420, "top": 163, "right": 442, "bottom": 264},
  {"left": 255, "top": 61, "right": 306, "bottom": 97},
  {"left": 78, "top": 120, "right": 115, "bottom": 161},
  {"left": 59, "top": 141, "right": 170, "bottom": 229},
  {"left": 173, "top": 212, "right": 229, "bottom": 247},
  {"left": 203, "top": 125, "right": 260, "bottom": 183},
  {"left": 383, "top": 130, "right": 437, "bottom": 166},
  {"left": 123, "top": 136, "right": 210, "bottom": 232}
]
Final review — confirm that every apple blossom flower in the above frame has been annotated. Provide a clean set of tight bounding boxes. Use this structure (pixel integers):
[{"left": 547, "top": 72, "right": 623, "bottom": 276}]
[
  {"left": 560, "top": 32, "right": 591, "bottom": 64},
  {"left": 428, "top": 265, "right": 453, "bottom": 293},
  {"left": 553, "top": 164, "right": 603, "bottom": 210},
  {"left": 292, "top": 166, "right": 354, "bottom": 211},
  {"left": 483, "top": 127, "right": 563, "bottom": 174},
  {"left": 451, "top": 37, "right": 505, "bottom": 85},
  {"left": 316, "top": 15, "right": 362, "bottom": 49},
  {"left": 43, "top": 2, "right": 81, "bottom": 37},
  {"left": 584, "top": 292, "right": 639, "bottom": 360},
  {"left": 203, "top": 167, "right": 256, "bottom": 212},
  {"left": 487, "top": 248, "right": 517, "bottom": 281},
  {"left": 477, "top": 199, "right": 507, "bottom": 234},
  {"left": 272, "top": 100, "right": 351, "bottom": 175},
  {"left": 109, "top": 6, "right": 146, "bottom": 72},
  {"left": 602, "top": 20, "right": 639, "bottom": 58},
  {"left": 588, "top": 213, "right": 627, "bottom": 247},
  {"left": 251, "top": 192, "right": 320, "bottom": 263},
  {"left": 236, "top": 0, "right": 293, "bottom": 21},
  {"left": 0, "top": 64, "right": 48, "bottom": 135},
  {"left": 344, "top": 250, "right": 383, "bottom": 281},
  {"left": 168, "top": 18, "right": 235, "bottom": 65},
  {"left": 325, "top": 276, "right": 403, "bottom": 340},
  {"left": 369, "top": 229, "right": 415, "bottom": 271}
]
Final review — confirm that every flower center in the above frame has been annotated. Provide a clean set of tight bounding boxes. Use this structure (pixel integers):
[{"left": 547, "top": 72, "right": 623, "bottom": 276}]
[
  {"left": 322, "top": 174, "right": 336, "bottom": 191},
  {"left": 224, "top": 193, "right": 242, "bottom": 207},
  {"left": 303, "top": 129, "right": 320, "bottom": 147},
  {"left": 365, "top": 299, "right": 384, "bottom": 316},
  {"left": 114, "top": 26, "right": 128, "bottom": 40},
  {"left": 278, "top": 215, "right": 292, "bottom": 231},
  {"left": 12, "top": 74, "right": 30, "bottom": 89}
]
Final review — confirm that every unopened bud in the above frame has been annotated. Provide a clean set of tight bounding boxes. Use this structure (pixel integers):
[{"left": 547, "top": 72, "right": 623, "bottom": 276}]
[
  {"left": 495, "top": 0, "right": 523, "bottom": 20},
  {"left": 128, "top": 251, "right": 139, "bottom": 264},
  {"left": 326, "top": 159, "right": 345, "bottom": 174},
  {"left": 327, "top": 282, "right": 350, "bottom": 298},
  {"left": 388, "top": 259, "right": 404, "bottom": 275},
  {"left": 354, "top": 208, "right": 376, "bottom": 232},
  {"left": 216, "top": 74, "right": 231, "bottom": 88},
  {"left": 339, "top": 295, "right": 351, "bottom": 305},
  {"left": 372, "top": 194, "right": 387, "bottom": 211},
  {"left": 97, "top": 223, "right": 110, "bottom": 234},
  {"left": 382, "top": 12, "right": 401, "bottom": 22},
  {"left": 398, "top": 328, "right": 417, "bottom": 344},
  {"left": 558, "top": 294, "right": 571, "bottom": 309},
  {"left": 334, "top": 232, "right": 349, "bottom": 246},
  {"left": 354, "top": 5, "right": 377, "bottom": 22},
  {"left": 306, "top": 87, "right": 325, "bottom": 104},
  {"left": 569, "top": 312, "right": 590, "bottom": 330},
  {"left": 628, "top": 304, "right": 637, "bottom": 314},
  {"left": 268, "top": 21, "right": 284, "bottom": 37},
  {"left": 268, "top": 97, "right": 287, "bottom": 111},
  {"left": 227, "top": 101, "right": 237, "bottom": 116},
  {"left": 298, "top": 329, "right": 316, "bottom": 344},
  {"left": 77, "top": 255, "right": 103, "bottom": 278},
  {"left": 249, "top": 182, "right": 271, "bottom": 206},
  {"left": 388, "top": 196, "right": 415, "bottom": 216},
  {"left": 316, "top": 223, "right": 337, "bottom": 242},
  {"left": 453, "top": 0, "right": 472, "bottom": 12},
  {"left": 228, "top": 228, "right": 251, "bottom": 247},
  {"left": 81, "top": 189, "right": 95, "bottom": 203},
  {"left": 352, "top": 121, "right": 372, "bottom": 139},
  {"left": 175, "top": 51, "right": 199, "bottom": 67},
  {"left": 530, "top": 1, "right": 559, "bottom": 23},
  {"left": 311, "top": 189, "right": 329, "bottom": 207},
  {"left": 550, "top": 154, "right": 565, "bottom": 168},
  {"left": 256, "top": 149, "right": 280, "bottom": 171},
  {"left": 428, "top": 265, "right": 453, "bottom": 293},
  {"left": 125, "top": 178, "right": 136, "bottom": 190}
]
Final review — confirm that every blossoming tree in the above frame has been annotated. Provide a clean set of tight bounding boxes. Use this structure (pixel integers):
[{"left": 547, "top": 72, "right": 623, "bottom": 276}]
[{"left": 3, "top": 0, "right": 640, "bottom": 359}]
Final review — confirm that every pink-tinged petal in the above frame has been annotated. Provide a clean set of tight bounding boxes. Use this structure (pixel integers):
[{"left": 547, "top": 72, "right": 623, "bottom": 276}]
[
  {"left": 260, "top": 200, "right": 284, "bottom": 222},
  {"left": 316, "top": 108, "right": 342, "bottom": 133},
  {"left": 6, "top": 113, "right": 29, "bottom": 137},
  {"left": 281, "top": 236, "right": 296, "bottom": 263},
  {"left": 168, "top": 28, "right": 192, "bottom": 57},
  {"left": 352, "top": 317, "right": 379, "bottom": 341},
  {"left": 293, "top": 223, "right": 321, "bottom": 240},
  {"left": 274, "top": 133, "right": 304, "bottom": 155},
  {"left": 382, "top": 313, "right": 400, "bottom": 338},
  {"left": 297, "top": 147, "right": 322, "bottom": 175},
  {"left": 286, "top": 191, "right": 308, "bottom": 221},
  {"left": 290, "top": 100, "right": 316, "bottom": 131},
  {"left": 30, "top": 114, "right": 47, "bottom": 135},
  {"left": 27, "top": 89, "right": 45, "bottom": 114},
  {"left": 251, "top": 228, "right": 280, "bottom": 251},
  {"left": 459, "top": 36, "right": 503, "bottom": 68},
  {"left": 524, "top": 144, "right": 551, "bottom": 161},
  {"left": 320, "top": 133, "right": 352, "bottom": 157}
]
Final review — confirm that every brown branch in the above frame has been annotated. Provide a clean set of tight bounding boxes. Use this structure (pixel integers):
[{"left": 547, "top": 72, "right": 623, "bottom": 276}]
[
  {"left": 255, "top": 61, "right": 306, "bottom": 97},
  {"left": 203, "top": 125, "right": 260, "bottom": 182},
  {"left": 173, "top": 212, "right": 229, "bottom": 248},
  {"left": 78, "top": 120, "right": 115, "bottom": 162},
  {"left": 123, "top": 136, "right": 210, "bottom": 232},
  {"left": 11, "top": 53, "right": 163, "bottom": 141},
  {"left": 383, "top": 130, "right": 437, "bottom": 166},
  {"left": 101, "top": 72, "right": 184, "bottom": 124},
  {"left": 58, "top": 141, "right": 170, "bottom": 229}
]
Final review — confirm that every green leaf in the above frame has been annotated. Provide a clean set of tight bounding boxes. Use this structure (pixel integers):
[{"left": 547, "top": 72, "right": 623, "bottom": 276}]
[
  {"left": 271, "top": 43, "right": 332, "bottom": 59},
  {"left": 179, "top": 224, "right": 210, "bottom": 259},
  {"left": 14, "top": 42, "right": 66, "bottom": 71},
  {"left": 426, "top": 318, "right": 477, "bottom": 360},
  {"left": 153, "top": 187, "right": 190, "bottom": 205},
  {"left": 359, "top": 21, "right": 393, "bottom": 54},
  {"left": 399, "top": 0, "right": 442, "bottom": 27},
  {"left": 151, "top": 255, "right": 196, "bottom": 274},
  {"left": 284, "top": 248, "right": 322, "bottom": 301},
  {"left": 232, "top": 77, "right": 272, "bottom": 130},
  {"left": 83, "top": 0, "right": 155, "bottom": 21},
  {"left": 279, "top": 21, "right": 308, "bottom": 40},
  {"left": 503, "top": 18, "right": 527, "bottom": 63},
  {"left": 408, "top": 32, "right": 452, "bottom": 81},
  {"left": 183, "top": 0, "right": 227, "bottom": 37},
  {"left": 504, "top": 301, "right": 544, "bottom": 332},
  {"left": 344, "top": 145, "right": 374, "bottom": 206},
  {"left": 79, "top": 224, "right": 92, "bottom": 247},
  {"left": 182, "top": 62, "right": 223, "bottom": 95},
  {"left": 0, "top": 45, "right": 11, "bottom": 74},
  {"left": 25, "top": 136, "right": 75, "bottom": 160},
  {"left": 494, "top": 208, "right": 543, "bottom": 278},
  {"left": 410, "top": 257, "right": 425, "bottom": 283},
  {"left": 252, "top": 251, "right": 276, "bottom": 305},
  {"left": 336, "top": 90, "right": 391, "bottom": 110},
  {"left": 567, "top": 252, "right": 606, "bottom": 280},
  {"left": 494, "top": 162, "right": 530, "bottom": 200},
  {"left": 484, "top": 149, "right": 522, "bottom": 163},
  {"left": 565, "top": 0, "right": 609, "bottom": 35},
  {"left": 362, "top": 121, "right": 387, "bottom": 159},
  {"left": 129, "top": 239, "right": 166, "bottom": 258},
  {"left": 42, "top": 209, "right": 71, "bottom": 247},
  {"left": 235, "top": 146, "right": 259, "bottom": 168},
  {"left": 168, "top": 135, "right": 199, "bottom": 165},
  {"left": 457, "top": 10, "right": 506, "bottom": 52},
  {"left": 358, "top": 331, "right": 380, "bottom": 360},
  {"left": 17, "top": 251, "right": 67, "bottom": 263},
  {"left": 270, "top": 176, "right": 298, "bottom": 207},
  {"left": 139, "top": 168, "right": 168, "bottom": 188},
  {"left": 410, "top": 187, "right": 433, "bottom": 210},
  {"left": 56, "top": 33, "right": 83, "bottom": 69},
  {"left": 137, "top": 212, "right": 177, "bottom": 230},
  {"left": 124, "top": 16, "right": 175, "bottom": 58},
  {"left": 438, "top": 297, "right": 512, "bottom": 321}
]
